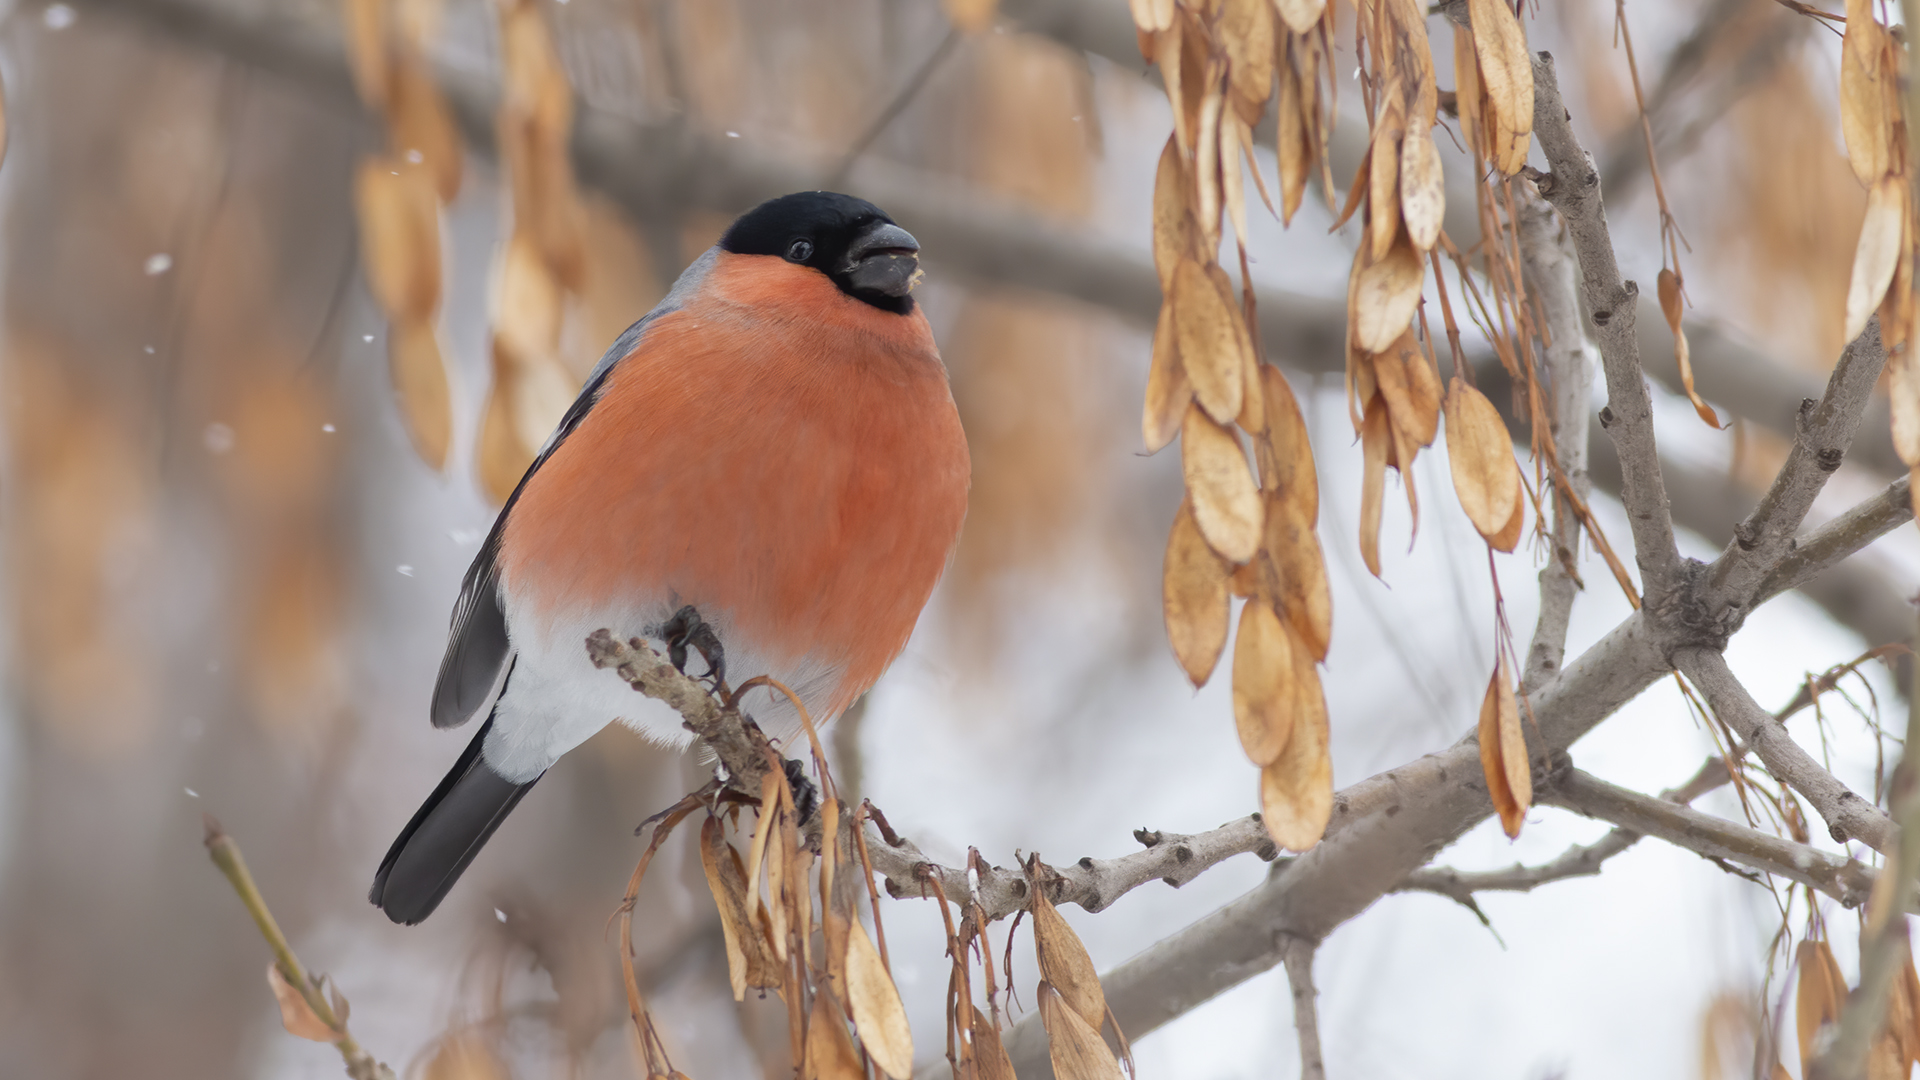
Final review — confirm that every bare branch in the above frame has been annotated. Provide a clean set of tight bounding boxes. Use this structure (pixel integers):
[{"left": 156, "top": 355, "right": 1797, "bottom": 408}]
[
  {"left": 1398, "top": 827, "right": 1637, "bottom": 907},
  {"left": 1542, "top": 766, "right": 1879, "bottom": 908},
  {"left": 1516, "top": 186, "right": 1597, "bottom": 692},
  {"left": 1709, "top": 320, "right": 1888, "bottom": 610},
  {"left": 1673, "top": 647, "right": 1894, "bottom": 852},
  {"left": 1281, "top": 936, "right": 1326, "bottom": 1080},
  {"left": 1527, "top": 51, "right": 1682, "bottom": 597},
  {"left": 1757, "top": 474, "right": 1915, "bottom": 604}
]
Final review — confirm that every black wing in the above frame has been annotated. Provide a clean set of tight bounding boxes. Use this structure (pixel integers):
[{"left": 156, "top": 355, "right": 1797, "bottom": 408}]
[{"left": 427, "top": 310, "right": 674, "bottom": 729}]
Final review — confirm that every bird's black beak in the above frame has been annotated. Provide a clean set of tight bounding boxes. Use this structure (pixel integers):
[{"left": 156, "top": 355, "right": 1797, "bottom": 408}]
[{"left": 843, "top": 222, "right": 921, "bottom": 298}]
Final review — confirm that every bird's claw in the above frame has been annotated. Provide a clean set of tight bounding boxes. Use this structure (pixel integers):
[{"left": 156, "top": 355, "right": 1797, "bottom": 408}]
[
  {"left": 660, "top": 604, "right": 727, "bottom": 690},
  {"left": 783, "top": 757, "right": 820, "bottom": 824}
]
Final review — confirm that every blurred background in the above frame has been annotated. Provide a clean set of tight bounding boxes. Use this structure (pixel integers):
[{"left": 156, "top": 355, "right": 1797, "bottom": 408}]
[{"left": 0, "top": 0, "right": 1914, "bottom": 1077}]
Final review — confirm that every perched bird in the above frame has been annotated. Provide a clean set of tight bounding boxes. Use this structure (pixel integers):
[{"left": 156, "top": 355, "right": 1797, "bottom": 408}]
[{"left": 371, "top": 192, "right": 971, "bottom": 925}]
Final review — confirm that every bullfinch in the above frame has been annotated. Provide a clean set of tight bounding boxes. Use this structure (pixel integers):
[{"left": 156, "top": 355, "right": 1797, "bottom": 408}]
[{"left": 370, "top": 192, "right": 971, "bottom": 925}]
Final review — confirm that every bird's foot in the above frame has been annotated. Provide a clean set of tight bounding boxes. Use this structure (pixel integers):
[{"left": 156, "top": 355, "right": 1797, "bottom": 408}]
[
  {"left": 783, "top": 757, "right": 819, "bottom": 823},
  {"left": 659, "top": 604, "right": 726, "bottom": 691}
]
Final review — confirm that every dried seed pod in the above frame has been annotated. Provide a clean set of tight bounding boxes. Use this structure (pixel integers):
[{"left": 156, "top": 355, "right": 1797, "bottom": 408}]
[{"left": 1476, "top": 653, "right": 1528, "bottom": 837}]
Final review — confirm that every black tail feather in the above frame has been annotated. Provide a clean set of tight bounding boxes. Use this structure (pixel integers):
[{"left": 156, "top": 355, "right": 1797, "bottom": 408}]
[{"left": 370, "top": 716, "right": 542, "bottom": 925}]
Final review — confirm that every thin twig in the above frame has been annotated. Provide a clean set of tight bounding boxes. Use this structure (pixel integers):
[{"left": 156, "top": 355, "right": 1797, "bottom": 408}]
[
  {"left": 1756, "top": 474, "right": 1915, "bottom": 604},
  {"left": 1280, "top": 935, "right": 1326, "bottom": 1080},
  {"left": 202, "top": 817, "right": 396, "bottom": 1080}
]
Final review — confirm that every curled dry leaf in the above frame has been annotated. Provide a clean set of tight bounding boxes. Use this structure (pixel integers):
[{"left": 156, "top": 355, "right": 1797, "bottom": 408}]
[
  {"left": 1172, "top": 259, "right": 1249, "bottom": 424},
  {"left": 1846, "top": 175, "right": 1906, "bottom": 344},
  {"left": 1359, "top": 394, "right": 1390, "bottom": 578},
  {"left": 1350, "top": 237, "right": 1426, "bottom": 354},
  {"left": 1037, "top": 982, "right": 1124, "bottom": 1080},
  {"left": 969, "top": 1005, "right": 1018, "bottom": 1080},
  {"left": 1232, "top": 600, "right": 1297, "bottom": 766},
  {"left": 388, "top": 320, "right": 452, "bottom": 471},
  {"left": 1796, "top": 939, "right": 1847, "bottom": 1078},
  {"left": 1466, "top": 0, "right": 1533, "bottom": 175},
  {"left": 1221, "top": 109, "right": 1250, "bottom": 247},
  {"left": 1443, "top": 378, "right": 1522, "bottom": 542},
  {"left": 1656, "top": 268, "right": 1718, "bottom": 428},
  {"left": 845, "top": 920, "right": 913, "bottom": 1079},
  {"left": 1182, "top": 405, "right": 1264, "bottom": 563},
  {"left": 1453, "top": 25, "right": 1483, "bottom": 161},
  {"left": 699, "top": 816, "right": 779, "bottom": 1001},
  {"left": 1260, "top": 365, "right": 1318, "bottom": 519},
  {"left": 1164, "top": 498, "right": 1232, "bottom": 686},
  {"left": 805, "top": 987, "right": 866, "bottom": 1080},
  {"left": 1032, "top": 880, "right": 1107, "bottom": 1031},
  {"left": 355, "top": 156, "right": 441, "bottom": 322},
  {"left": 1476, "top": 654, "right": 1529, "bottom": 837},
  {"left": 1486, "top": 475, "right": 1525, "bottom": 554},
  {"left": 1276, "top": 61, "right": 1310, "bottom": 225},
  {"left": 266, "top": 964, "right": 337, "bottom": 1042},
  {"left": 1367, "top": 88, "right": 1406, "bottom": 264},
  {"left": 1196, "top": 75, "right": 1226, "bottom": 254},
  {"left": 1144, "top": 301, "right": 1191, "bottom": 452},
  {"left": 1265, "top": 493, "right": 1332, "bottom": 661},
  {"left": 1399, "top": 127, "right": 1444, "bottom": 253},
  {"left": 1841, "top": 0, "right": 1891, "bottom": 187},
  {"left": 1258, "top": 630, "right": 1331, "bottom": 852}
]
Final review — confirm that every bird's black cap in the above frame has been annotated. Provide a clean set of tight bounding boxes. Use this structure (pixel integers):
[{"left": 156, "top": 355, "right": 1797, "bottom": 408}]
[{"left": 720, "top": 192, "right": 921, "bottom": 314}]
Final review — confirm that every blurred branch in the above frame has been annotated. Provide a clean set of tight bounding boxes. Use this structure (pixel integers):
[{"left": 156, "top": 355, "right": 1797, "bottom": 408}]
[
  {"left": 1674, "top": 647, "right": 1894, "bottom": 852},
  {"left": 1516, "top": 186, "right": 1596, "bottom": 692},
  {"left": 1398, "top": 827, "right": 1638, "bottom": 909},
  {"left": 202, "top": 817, "right": 396, "bottom": 1080},
  {"left": 1758, "top": 475, "right": 1915, "bottom": 603},
  {"left": 1280, "top": 936, "right": 1326, "bottom": 1080},
  {"left": 1541, "top": 765, "right": 1880, "bottom": 908},
  {"left": 1707, "top": 321, "right": 1888, "bottom": 616},
  {"left": 1527, "top": 51, "right": 1682, "bottom": 598}
]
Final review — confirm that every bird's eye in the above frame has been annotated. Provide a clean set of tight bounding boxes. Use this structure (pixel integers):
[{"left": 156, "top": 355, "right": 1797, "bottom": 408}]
[{"left": 786, "top": 239, "right": 814, "bottom": 263}]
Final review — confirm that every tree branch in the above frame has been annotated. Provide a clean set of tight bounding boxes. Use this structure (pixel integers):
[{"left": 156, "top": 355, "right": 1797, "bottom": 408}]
[
  {"left": 1757, "top": 474, "right": 1915, "bottom": 604},
  {"left": 1542, "top": 765, "right": 1879, "bottom": 908},
  {"left": 1672, "top": 647, "right": 1894, "bottom": 852},
  {"left": 1527, "top": 50, "right": 1682, "bottom": 597},
  {"left": 1708, "top": 320, "right": 1888, "bottom": 613},
  {"left": 1516, "top": 186, "right": 1597, "bottom": 693},
  {"left": 1397, "top": 827, "right": 1637, "bottom": 908},
  {"left": 1281, "top": 936, "right": 1326, "bottom": 1080}
]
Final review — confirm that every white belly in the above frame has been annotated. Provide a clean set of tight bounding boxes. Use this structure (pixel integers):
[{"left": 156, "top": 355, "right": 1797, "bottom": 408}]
[{"left": 480, "top": 594, "right": 848, "bottom": 783}]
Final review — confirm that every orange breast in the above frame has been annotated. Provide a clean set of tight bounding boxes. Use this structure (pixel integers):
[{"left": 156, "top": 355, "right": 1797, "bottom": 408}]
[{"left": 498, "top": 252, "right": 971, "bottom": 719}]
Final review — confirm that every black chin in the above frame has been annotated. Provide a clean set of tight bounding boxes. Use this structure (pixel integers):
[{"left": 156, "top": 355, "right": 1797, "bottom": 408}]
[{"left": 839, "top": 253, "right": 919, "bottom": 313}]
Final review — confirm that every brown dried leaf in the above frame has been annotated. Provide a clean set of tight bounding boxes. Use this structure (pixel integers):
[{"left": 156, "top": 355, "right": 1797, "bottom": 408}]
[
  {"left": 1368, "top": 88, "right": 1406, "bottom": 263},
  {"left": 1656, "top": 268, "right": 1718, "bottom": 428},
  {"left": 845, "top": 920, "right": 912, "bottom": 1078},
  {"left": 805, "top": 987, "right": 866, "bottom": 1080},
  {"left": 495, "top": 231, "right": 565, "bottom": 364},
  {"left": 1258, "top": 649, "right": 1331, "bottom": 851},
  {"left": 1182, "top": 405, "right": 1264, "bottom": 563},
  {"left": 266, "top": 965, "right": 337, "bottom": 1042},
  {"left": 1454, "top": 24, "right": 1483, "bottom": 161},
  {"left": 1880, "top": 221, "right": 1915, "bottom": 356},
  {"left": 355, "top": 156, "right": 441, "bottom": 322},
  {"left": 388, "top": 320, "right": 452, "bottom": 470},
  {"left": 1153, "top": 135, "right": 1200, "bottom": 293},
  {"left": 423, "top": 1033, "right": 510, "bottom": 1080},
  {"left": 1841, "top": 0, "right": 1892, "bottom": 186},
  {"left": 1443, "top": 377, "right": 1522, "bottom": 541},
  {"left": 700, "top": 816, "right": 778, "bottom": 1000},
  {"left": 1260, "top": 365, "right": 1319, "bottom": 520},
  {"left": 1265, "top": 493, "right": 1332, "bottom": 661},
  {"left": 970, "top": 1005, "right": 1018, "bottom": 1080},
  {"left": 1233, "top": 600, "right": 1297, "bottom": 765},
  {"left": 1359, "top": 394, "right": 1390, "bottom": 577},
  {"left": 1350, "top": 237, "right": 1425, "bottom": 354},
  {"left": 1476, "top": 653, "right": 1529, "bottom": 837},
  {"left": 1467, "top": 0, "right": 1533, "bottom": 174},
  {"left": 1161, "top": 21, "right": 1189, "bottom": 156},
  {"left": 1032, "top": 884, "right": 1107, "bottom": 1031},
  {"left": 1797, "top": 939, "right": 1847, "bottom": 1078},
  {"left": 1486, "top": 469, "right": 1525, "bottom": 553},
  {"left": 1165, "top": 498, "right": 1231, "bottom": 686},
  {"left": 1890, "top": 349, "right": 1920, "bottom": 468},
  {"left": 1846, "top": 175, "right": 1906, "bottom": 344},
  {"left": 388, "top": 52, "right": 464, "bottom": 203},
  {"left": 1172, "top": 260, "right": 1251, "bottom": 424},
  {"left": 1372, "top": 329, "right": 1440, "bottom": 447},
  {"left": 1037, "top": 982, "right": 1124, "bottom": 1080},
  {"left": 1144, "top": 301, "right": 1192, "bottom": 452},
  {"left": 1399, "top": 126, "right": 1444, "bottom": 253},
  {"left": 1273, "top": 0, "right": 1326, "bottom": 36},
  {"left": 1196, "top": 73, "right": 1226, "bottom": 254},
  {"left": 344, "top": 0, "right": 391, "bottom": 105},
  {"left": 1276, "top": 62, "right": 1310, "bottom": 225},
  {"left": 1222, "top": 0, "right": 1275, "bottom": 112},
  {"left": 1222, "top": 109, "right": 1250, "bottom": 248}
]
